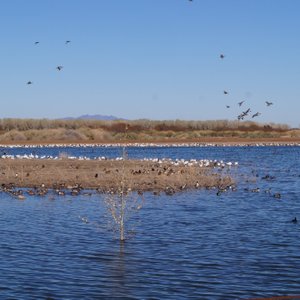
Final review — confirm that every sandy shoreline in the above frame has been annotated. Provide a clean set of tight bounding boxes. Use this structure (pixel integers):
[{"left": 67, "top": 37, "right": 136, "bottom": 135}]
[{"left": 0, "top": 137, "right": 300, "bottom": 149}]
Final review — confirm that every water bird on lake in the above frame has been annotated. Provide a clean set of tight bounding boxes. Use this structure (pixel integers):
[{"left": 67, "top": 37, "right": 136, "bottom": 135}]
[
  {"left": 220, "top": 54, "right": 225, "bottom": 59},
  {"left": 292, "top": 217, "right": 297, "bottom": 223},
  {"left": 262, "top": 174, "right": 276, "bottom": 180},
  {"left": 79, "top": 216, "right": 89, "bottom": 223},
  {"left": 223, "top": 90, "right": 228, "bottom": 95},
  {"left": 273, "top": 192, "right": 281, "bottom": 199},
  {"left": 265, "top": 101, "right": 273, "bottom": 106},
  {"left": 226, "top": 105, "right": 230, "bottom": 108},
  {"left": 27, "top": 81, "right": 33, "bottom": 85},
  {"left": 65, "top": 40, "right": 71, "bottom": 44},
  {"left": 56, "top": 66, "right": 63, "bottom": 71},
  {"left": 34, "top": 41, "right": 39, "bottom": 45}
]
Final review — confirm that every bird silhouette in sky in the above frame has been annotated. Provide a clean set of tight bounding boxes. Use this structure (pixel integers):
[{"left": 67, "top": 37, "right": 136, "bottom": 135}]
[
  {"left": 27, "top": 81, "right": 33, "bottom": 85},
  {"left": 56, "top": 66, "right": 63, "bottom": 71},
  {"left": 34, "top": 41, "right": 39, "bottom": 45},
  {"left": 238, "top": 101, "right": 245, "bottom": 106},
  {"left": 252, "top": 112, "right": 261, "bottom": 118},
  {"left": 223, "top": 90, "right": 228, "bottom": 95},
  {"left": 220, "top": 54, "right": 225, "bottom": 59},
  {"left": 65, "top": 40, "right": 71, "bottom": 44},
  {"left": 226, "top": 105, "right": 230, "bottom": 108},
  {"left": 265, "top": 101, "right": 273, "bottom": 106}
]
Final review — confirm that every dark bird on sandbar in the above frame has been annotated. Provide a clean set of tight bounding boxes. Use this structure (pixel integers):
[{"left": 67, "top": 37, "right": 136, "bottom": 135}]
[
  {"left": 56, "top": 66, "right": 63, "bottom": 71},
  {"left": 292, "top": 217, "right": 297, "bottom": 223},
  {"left": 65, "top": 40, "right": 71, "bottom": 44},
  {"left": 238, "top": 100, "right": 245, "bottom": 107},
  {"left": 220, "top": 54, "right": 225, "bottom": 59},
  {"left": 27, "top": 81, "right": 33, "bottom": 85},
  {"left": 223, "top": 90, "right": 228, "bottom": 95},
  {"left": 265, "top": 101, "right": 273, "bottom": 106},
  {"left": 252, "top": 112, "right": 261, "bottom": 118}
]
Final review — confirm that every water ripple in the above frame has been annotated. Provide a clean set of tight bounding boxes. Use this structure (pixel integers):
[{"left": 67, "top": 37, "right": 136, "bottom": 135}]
[{"left": 1, "top": 146, "right": 300, "bottom": 299}]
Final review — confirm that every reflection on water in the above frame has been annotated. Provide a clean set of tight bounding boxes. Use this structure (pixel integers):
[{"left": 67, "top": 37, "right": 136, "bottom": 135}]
[{"left": 0, "top": 146, "right": 300, "bottom": 299}]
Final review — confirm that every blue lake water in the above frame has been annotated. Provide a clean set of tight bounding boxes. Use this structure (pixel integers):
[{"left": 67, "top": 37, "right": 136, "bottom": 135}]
[{"left": 0, "top": 145, "right": 300, "bottom": 299}]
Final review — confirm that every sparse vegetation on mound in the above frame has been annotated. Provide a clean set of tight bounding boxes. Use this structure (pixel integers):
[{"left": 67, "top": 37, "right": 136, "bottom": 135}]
[{"left": 0, "top": 159, "right": 234, "bottom": 195}]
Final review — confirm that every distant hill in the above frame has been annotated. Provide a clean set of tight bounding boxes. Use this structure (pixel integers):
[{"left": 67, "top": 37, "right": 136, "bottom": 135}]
[{"left": 62, "top": 114, "right": 125, "bottom": 121}]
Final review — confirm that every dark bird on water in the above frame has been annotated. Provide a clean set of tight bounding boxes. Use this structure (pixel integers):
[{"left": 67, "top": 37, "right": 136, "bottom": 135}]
[
  {"left": 56, "top": 66, "right": 63, "bottom": 71},
  {"left": 292, "top": 217, "right": 297, "bottom": 223},
  {"left": 65, "top": 40, "right": 71, "bottom": 44},
  {"left": 265, "top": 101, "right": 273, "bottom": 106},
  {"left": 27, "top": 81, "right": 33, "bottom": 85},
  {"left": 223, "top": 90, "right": 228, "bottom": 95},
  {"left": 34, "top": 41, "right": 39, "bottom": 45},
  {"left": 220, "top": 54, "right": 225, "bottom": 59},
  {"left": 226, "top": 105, "right": 230, "bottom": 108}
]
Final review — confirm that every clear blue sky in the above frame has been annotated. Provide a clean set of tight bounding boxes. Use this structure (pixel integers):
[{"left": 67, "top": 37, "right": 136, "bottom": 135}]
[{"left": 0, "top": 0, "right": 299, "bottom": 127}]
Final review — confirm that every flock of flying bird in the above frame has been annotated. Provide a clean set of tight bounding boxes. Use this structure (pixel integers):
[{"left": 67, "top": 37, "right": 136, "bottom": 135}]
[
  {"left": 188, "top": 0, "right": 274, "bottom": 120},
  {"left": 220, "top": 53, "right": 274, "bottom": 121},
  {"left": 26, "top": 40, "right": 71, "bottom": 85},
  {"left": 26, "top": 10, "right": 272, "bottom": 123}
]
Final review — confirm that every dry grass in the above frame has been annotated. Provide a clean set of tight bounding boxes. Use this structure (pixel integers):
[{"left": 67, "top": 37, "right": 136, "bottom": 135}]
[{"left": 0, "top": 118, "right": 298, "bottom": 143}]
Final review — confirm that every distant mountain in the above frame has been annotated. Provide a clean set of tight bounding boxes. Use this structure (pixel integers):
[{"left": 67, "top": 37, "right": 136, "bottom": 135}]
[{"left": 62, "top": 114, "right": 125, "bottom": 121}]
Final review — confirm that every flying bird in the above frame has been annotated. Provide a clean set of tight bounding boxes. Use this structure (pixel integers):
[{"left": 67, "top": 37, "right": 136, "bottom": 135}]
[
  {"left": 34, "top": 41, "right": 39, "bottom": 45},
  {"left": 237, "top": 108, "right": 251, "bottom": 120},
  {"left": 238, "top": 101, "right": 245, "bottom": 107},
  {"left": 65, "top": 40, "right": 71, "bottom": 44},
  {"left": 56, "top": 66, "right": 63, "bottom": 71},
  {"left": 252, "top": 112, "right": 261, "bottom": 118},
  {"left": 244, "top": 108, "right": 251, "bottom": 115},
  {"left": 223, "top": 90, "right": 228, "bottom": 95},
  {"left": 226, "top": 105, "right": 230, "bottom": 108},
  {"left": 27, "top": 81, "right": 33, "bottom": 85},
  {"left": 220, "top": 54, "right": 225, "bottom": 59},
  {"left": 265, "top": 101, "right": 273, "bottom": 106}
]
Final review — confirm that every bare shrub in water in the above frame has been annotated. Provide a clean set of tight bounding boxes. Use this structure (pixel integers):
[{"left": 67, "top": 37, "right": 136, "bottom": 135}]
[
  {"left": 104, "top": 181, "right": 144, "bottom": 241},
  {"left": 104, "top": 126, "right": 144, "bottom": 241}
]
